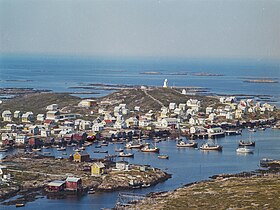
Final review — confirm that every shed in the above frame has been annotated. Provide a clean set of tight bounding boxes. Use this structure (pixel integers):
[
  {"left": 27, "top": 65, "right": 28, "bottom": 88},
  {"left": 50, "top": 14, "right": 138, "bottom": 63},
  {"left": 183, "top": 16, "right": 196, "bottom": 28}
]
[
  {"left": 65, "top": 177, "right": 82, "bottom": 191},
  {"left": 73, "top": 151, "right": 90, "bottom": 162},
  {"left": 47, "top": 180, "right": 66, "bottom": 192}
]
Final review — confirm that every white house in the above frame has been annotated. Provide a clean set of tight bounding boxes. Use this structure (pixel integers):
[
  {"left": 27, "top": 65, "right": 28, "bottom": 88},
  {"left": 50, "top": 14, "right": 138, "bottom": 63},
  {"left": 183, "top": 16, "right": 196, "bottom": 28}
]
[
  {"left": 189, "top": 117, "right": 199, "bottom": 125},
  {"left": 190, "top": 126, "right": 207, "bottom": 134},
  {"left": 29, "top": 125, "right": 40, "bottom": 135},
  {"left": 2, "top": 110, "right": 12, "bottom": 122},
  {"left": 5, "top": 124, "right": 17, "bottom": 131},
  {"left": 169, "top": 103, "right": 177, "bottom": 110},
  {"left": 22, "top": 112, "right": 34, "bottom": 123},
  {"left": 181, "top": 89, "right": 187, "bottom": 95},
  {"left": 92, "top": 123, "right": 104, "bottom": 132},
  {"left": 46, "top": 104, "right": 59, "bottom": 111},
  {"left": 116, "top": 161, "right": 130, "bottom": 171},
  {"left": 78, "top": 99, "right": 96, "bottom": 108},
  {"left": 174, "top": 108, "right": 184, "bottom": 116},
  {"left": 15, "top": 135, "right": 28, "bottom": 145},
  {"left": 41, "top": 129, "right": 51, "bottom": 137},
  {"left": 161, "top": 118, "right": 178, "bottom": 128},
  {"left": 79, "top": 120, "right": 92, "bottom": 130},
  {"left": 206, "top": 107, "right": 214, "bottom": 114},
  {"left": 14, "top": 111, "right": 22, "bottom": 119},
  {"left": 178, "top": 103, "right": 186, "bottom": 111},
  {"left": 37, "top": 114, "right": 45, "bottom": 121},
  {"left": 208, "top": 113, "right": 217, "bottom": 121},
  {"left": 46, "top": 111, "right": 60, "bottom": 120},
  {"left": 139, "top": 117, "right": 151, "bottom": 127}
]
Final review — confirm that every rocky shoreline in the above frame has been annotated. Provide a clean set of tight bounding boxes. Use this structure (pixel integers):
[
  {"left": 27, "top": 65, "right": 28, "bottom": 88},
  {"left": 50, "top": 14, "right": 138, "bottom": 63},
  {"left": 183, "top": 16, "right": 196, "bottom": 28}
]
[
  {"left": 123, "top": 162, "right": 280, "bottom": 209},
  {"left": 0, "top": 153, "right": 171, "bottom": 206}
]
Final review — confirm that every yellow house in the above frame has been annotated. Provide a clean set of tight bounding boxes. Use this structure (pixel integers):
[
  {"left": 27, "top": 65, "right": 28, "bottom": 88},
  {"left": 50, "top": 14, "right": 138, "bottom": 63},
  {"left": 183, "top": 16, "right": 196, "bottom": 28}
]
[
  {"left": 91, "top": 162, "right": 105, "bottom": 176},
  {"left": 73, "top": 151, "right": 90, "bottom": 163}
]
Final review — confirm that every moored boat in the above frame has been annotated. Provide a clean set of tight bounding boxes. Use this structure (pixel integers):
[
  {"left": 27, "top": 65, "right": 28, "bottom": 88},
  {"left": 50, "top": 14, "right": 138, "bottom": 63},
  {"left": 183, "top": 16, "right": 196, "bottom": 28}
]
[
  {"left": 125, "top": 142, "right": 143, "bottom": 149},
  {"left": 0, "top": 148, "right": 8, "bottom": 152},
  {"left": 176, "top": 141, "right": 197, "bottom": 148},
  {"left": 57, "top": 147, "right": 66, "bottom": 151},
  {"left": 200, "top": 143, "right": 222, "bottom": 151},
  {"left": 15, "top": 203, "right": 25, "bottom": 207},
  {"left": 115, "top": 148, "right": 124, "bottom": 152},
  {"left": 118, "top": 152, "right": 134, "bottom": 157},
  {"left": 141, "top": 145, "right": 160, "bottom": 153},
  {"left": 236, "top": 147, "right": 254, "bottom": 153},
  {"left": 158, "top": 155, "right": 169, "bottom": 159},
  {"left": 239, "top": 140, "right": 255, "bottom": 147}
]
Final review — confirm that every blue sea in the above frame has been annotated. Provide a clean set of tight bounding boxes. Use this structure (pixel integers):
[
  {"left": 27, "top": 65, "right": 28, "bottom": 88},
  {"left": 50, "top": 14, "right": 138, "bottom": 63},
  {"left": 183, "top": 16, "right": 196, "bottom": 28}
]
[
  {"left": 0, "top": 55, "right": 280, "bottom": 209},
  {"left": 0, "top": 55, "right": 279, "bottom": 105}
]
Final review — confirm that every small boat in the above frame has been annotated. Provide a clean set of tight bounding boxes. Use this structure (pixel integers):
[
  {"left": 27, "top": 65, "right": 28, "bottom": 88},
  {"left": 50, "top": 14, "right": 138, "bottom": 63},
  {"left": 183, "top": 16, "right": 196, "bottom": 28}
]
[
  {"left": 99, "top": 150, "right": 108, "bottom": 153},
  {"left": 79, "top": 147, "right": 86, "bottom": 150},
  {"left": 125, "top": 142, "right": 143, "bottom": 149},
  {"left": 0, "top": 148, "right": 8, "bottom": 152},
  {"left": 239, "top": 140, "right": 255, "bottom": 147},
  {"left": 43, "top": 152, "right": 51, "bottom": 155},
  {"left": 200, "top": 143, "right": 222, "bottom": 151},
  {"left": 57, "top": 147, "right": 66, "bottom": 151},
  {"left": 118, "top": 152, "right": 134, "bottom": 157},
  {"left": 141, "top": 145, "right": 160, "bottom": 153},
  {"left": 248, "top": 128, "right": 256, "bottom": 132},
  {"left": 74, "top": 149, "right": 80, "bottom": 152},
  {"left": 236, "top": 147, "right": 254, "bottom": 153},
  {"left": 88, "top": 189, "right": 95, "bottom": 194},
  {"left": 93, "top": 150, "right": 100, "bottom": 153},
  {"left": 32, "top": 148, "right": 41, "bottom": 152},
  {"left": 16, "top": 203, "right": 25, "bottom": 207},
  {"left": 42, "top": 146, "right": 49, "bottom": 149},
  {"left": 115, "top": 148, "right": 124, "bottom": 152},
  {"left": 62, "top": 152, "right": 67, "bottom": 155},
  {"left": 101, "top": 141, "right": 108, "bottom": 146},
  {"left": 176, "top": 141, "right": 198, "bottom": 148},
  {"left": 95, "top": 145, "right": 101, "bottom": 148},
  {"left": 259, "top": 127, "right": 266, "bottom": 131},
  {"left": 158, "top": 155, "right": 169, "bottom": 159}
]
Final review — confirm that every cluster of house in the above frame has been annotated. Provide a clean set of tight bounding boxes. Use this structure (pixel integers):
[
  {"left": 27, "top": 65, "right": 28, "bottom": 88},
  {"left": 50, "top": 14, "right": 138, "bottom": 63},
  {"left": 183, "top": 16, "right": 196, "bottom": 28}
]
[{"left": 0, "top": 92, "right": 277, "bottom": 147}]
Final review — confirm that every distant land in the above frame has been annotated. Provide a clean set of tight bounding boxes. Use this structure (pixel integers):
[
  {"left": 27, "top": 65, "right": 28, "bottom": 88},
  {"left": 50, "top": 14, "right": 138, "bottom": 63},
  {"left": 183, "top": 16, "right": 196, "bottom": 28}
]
[{"left": 244, "top": 79, "right": 278, "bottom": 83}]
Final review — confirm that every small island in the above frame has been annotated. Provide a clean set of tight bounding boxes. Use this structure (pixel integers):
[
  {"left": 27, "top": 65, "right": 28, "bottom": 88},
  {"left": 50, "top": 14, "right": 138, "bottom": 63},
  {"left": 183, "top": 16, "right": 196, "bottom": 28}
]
[{"left": 244, "top": 79, "right": 278, "bottom": 83}]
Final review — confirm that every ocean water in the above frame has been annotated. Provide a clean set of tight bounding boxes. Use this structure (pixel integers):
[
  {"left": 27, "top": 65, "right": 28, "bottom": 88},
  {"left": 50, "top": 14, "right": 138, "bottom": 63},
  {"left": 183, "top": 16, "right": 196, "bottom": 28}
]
[{"left": 0, "top": 55, "right": 279, "bottom": 104}]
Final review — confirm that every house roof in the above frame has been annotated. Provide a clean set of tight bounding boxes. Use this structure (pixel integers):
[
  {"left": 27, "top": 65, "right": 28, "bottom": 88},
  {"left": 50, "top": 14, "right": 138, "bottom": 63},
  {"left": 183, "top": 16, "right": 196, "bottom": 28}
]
[
  {"left": 66, "top": 177, "right": 81, "bottom": 182},
  {"left": 93, "top": 162, "right": 105, "bottom": 168},
  {"left": 48, "top": 180, "right": 65, "bottom": 187}
]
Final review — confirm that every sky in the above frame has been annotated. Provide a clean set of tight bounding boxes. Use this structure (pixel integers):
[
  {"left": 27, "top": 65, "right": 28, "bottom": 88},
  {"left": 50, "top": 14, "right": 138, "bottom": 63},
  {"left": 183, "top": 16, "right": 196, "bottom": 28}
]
[{"left": 1, "top": 0, "right": 280, "bottom": 60}]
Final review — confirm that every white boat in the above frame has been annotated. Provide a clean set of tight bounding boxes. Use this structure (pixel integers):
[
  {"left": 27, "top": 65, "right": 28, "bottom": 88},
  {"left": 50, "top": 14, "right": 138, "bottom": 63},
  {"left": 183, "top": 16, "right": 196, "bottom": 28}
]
[
  {"left": 141, "top": 145, "right": 160, "bottom": 153},
  {"left": 200, "top": 143, "right": 222, "bottom": 151},
  {"left": 118, "top": 152, "right": 134, "bottom": 157},
  {"left": 176, "top": 141, "right": 197, "bottom": 148},
  {"left": 57, "top": 147, "right": 66, "bottom": 151},
  {"left": 236, "top": 147, "right": 254, "bottom": 153},
  {"left": 125, "top": 142, "right": 143, "bottom": 149}
]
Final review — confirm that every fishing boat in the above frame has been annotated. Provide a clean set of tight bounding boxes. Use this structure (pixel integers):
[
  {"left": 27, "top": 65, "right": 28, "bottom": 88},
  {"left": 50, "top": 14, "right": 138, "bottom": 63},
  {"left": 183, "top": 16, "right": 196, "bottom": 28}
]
[
  {"left": 158, "top": 155, "right": 169, "bottom": 159},
  {"left": 57, "top": 147, "right": 66, "bottom": 151},
  {"left": 239, "top": 140, "right": 255, "bottom": 146},
  {"left": 115, "top": 148, "right": 124, "bottom": 152},
  {"left": 141, "top": 145, "right": 160, "bottom": 153},
  {"left": 236, "top": 147, "right": 254, "bottom": 154},
  {"left": 200, "top": 143, "right": 222, "bottom": 151},
  {"left": 118, "top": 152, "right": 134, "bottom": 157},
  {"left": 176, "top": 141, "right": 198, "bottom": 148},
  {"left": 125, "top": 141, "right": 143, "bottom": 149},
  {"left": 99, "top": 150, "right": 108, "bottom": 153}
]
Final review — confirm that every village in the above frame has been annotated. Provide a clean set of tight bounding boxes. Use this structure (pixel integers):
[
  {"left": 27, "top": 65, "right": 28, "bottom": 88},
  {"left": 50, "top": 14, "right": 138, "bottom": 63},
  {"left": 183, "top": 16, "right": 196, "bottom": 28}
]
[{"left": 0, "top": 80, "right": 279, "bottom": 206}]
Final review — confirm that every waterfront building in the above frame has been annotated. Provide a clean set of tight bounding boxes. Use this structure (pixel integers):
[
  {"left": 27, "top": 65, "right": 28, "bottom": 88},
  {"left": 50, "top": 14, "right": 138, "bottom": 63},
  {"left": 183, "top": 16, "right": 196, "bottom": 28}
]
[
  {"left": 65, "top": 177, "right": 82, "bottom": 191},
  {"left": 91, "top": 162, "right": 105, "bottom": 176},
  {"left": 47, "top": 180, "right": 66, "bottom": 192},
  {"left": 161, "top": 118, "right": 178, "bottom": 128}
]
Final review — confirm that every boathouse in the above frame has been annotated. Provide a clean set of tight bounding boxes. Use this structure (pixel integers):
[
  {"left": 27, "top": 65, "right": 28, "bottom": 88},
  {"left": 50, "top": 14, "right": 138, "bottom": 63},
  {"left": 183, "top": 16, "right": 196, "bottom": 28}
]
[
  {"left": 47, "top": 180, "right": 66, "bottom": 192},
  {"left": 65, "top": 177, "right": 82, "bottom": 191},
  {"left": 91, "top": 162, "right": 105, "bottom": 176}
]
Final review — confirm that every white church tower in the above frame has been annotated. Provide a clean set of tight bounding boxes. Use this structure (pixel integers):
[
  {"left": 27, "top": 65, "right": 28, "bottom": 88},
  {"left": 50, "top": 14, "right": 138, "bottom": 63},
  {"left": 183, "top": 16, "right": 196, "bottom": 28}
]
[{"left": 163, "top": 79, "right": 168, "bottom": 88}]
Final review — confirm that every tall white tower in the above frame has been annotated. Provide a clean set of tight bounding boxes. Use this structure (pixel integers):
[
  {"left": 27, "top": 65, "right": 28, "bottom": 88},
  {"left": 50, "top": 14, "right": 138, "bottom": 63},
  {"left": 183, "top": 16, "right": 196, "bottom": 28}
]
[{"left": 163, "top": 79, "right": 168, "bottom": 88}]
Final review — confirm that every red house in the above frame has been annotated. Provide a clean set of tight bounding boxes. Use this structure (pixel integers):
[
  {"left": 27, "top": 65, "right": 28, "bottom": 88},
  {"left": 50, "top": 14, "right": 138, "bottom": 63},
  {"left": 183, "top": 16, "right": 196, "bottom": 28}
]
[
  {"left": 65, "top": 177, "right": 82, "bottom": 191},
  {"left": 73, "top": 132, "right": 87, "bottom": 142},
  {"left": 47, "top": 180, "right": 66, "bottom": 192},
  {"left": 29, "top": 137, "right": 42, "bottom": 147}
]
